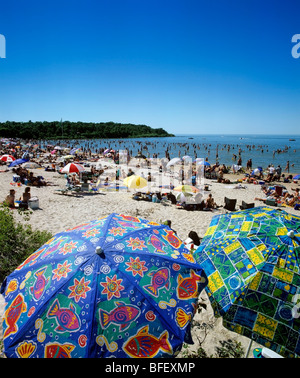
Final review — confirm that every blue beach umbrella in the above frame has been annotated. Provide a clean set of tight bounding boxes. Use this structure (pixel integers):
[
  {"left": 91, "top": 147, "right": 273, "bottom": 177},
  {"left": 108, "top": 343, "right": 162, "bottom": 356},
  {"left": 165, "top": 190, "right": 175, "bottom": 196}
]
[
  {"left": 1, "top": 213, "right": 207, "bottom": 358},
  {"left": 8, "top": 158, "right": 29, "bottom": 167},
  {"left": 196, "top": 160, "right": 210, "bottom": 167}
]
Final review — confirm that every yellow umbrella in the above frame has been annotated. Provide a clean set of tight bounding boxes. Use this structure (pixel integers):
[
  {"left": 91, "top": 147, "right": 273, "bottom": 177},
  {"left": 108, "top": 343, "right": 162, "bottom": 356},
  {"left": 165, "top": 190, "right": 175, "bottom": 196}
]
[
  {"left": 123, "top": 175, "right": 148, "bottom": 189},
  {"left": 62, "top": 155, "right": 75, "bottom": 160}
]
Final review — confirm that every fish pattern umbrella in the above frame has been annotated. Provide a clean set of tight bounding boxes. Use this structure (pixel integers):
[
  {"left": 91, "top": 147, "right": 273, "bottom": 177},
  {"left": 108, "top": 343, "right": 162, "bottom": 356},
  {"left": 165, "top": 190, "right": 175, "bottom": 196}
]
[
  {"left": 194, "top": 206, "right": 300, "bottom": 358},
  {"left": 1, "top": 213, "right": 207, "bottom": 358}
]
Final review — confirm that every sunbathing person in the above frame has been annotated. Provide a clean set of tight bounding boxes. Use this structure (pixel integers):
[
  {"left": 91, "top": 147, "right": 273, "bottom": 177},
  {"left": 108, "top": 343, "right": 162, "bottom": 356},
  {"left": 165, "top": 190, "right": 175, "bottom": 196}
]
[
  {"left": 4, "top": 189, "right": 16, "bottom": 208},
  {"left": 204, "top": 193, "right": 217, "bottom": 209}
]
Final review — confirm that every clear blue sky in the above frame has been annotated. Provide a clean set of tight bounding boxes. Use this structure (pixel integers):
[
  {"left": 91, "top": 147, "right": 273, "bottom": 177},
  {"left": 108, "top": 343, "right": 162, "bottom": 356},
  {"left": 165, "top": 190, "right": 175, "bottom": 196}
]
[{"left": 0, "top": 0, "right": 299, "bottom": 135}]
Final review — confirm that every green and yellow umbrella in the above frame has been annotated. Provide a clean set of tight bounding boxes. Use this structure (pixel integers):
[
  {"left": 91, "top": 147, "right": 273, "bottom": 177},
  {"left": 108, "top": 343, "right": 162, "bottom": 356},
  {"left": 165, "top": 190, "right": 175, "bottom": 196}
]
[
  {"left": 173, "top": 185, "right": 199, "bottom": 195},
  {"left": 194, "top": 206, "right": 300, "bottom": 358}
]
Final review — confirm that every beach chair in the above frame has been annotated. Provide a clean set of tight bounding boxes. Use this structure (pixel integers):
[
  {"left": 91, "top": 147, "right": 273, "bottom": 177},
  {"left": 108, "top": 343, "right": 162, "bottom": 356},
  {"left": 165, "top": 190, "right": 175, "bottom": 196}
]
[
  {"left": 224, "top": 197, "right": 237, "bottom": 211},
  {"left": 239, "top": 201, "right": 255, "bottom": 210},
  {"left": 80, "top": 182, "right": 90, "bottom": 192},
  {"left": 274, "top": 185, "right": 283, "bottom": 196}
]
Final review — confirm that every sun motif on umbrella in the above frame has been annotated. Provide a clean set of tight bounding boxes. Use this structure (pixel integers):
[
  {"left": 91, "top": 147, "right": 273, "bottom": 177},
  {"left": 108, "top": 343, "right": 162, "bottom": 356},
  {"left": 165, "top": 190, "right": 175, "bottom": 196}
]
[
  {"left": 100, "top": 274, "right": 125, "bottom": 300},
  {"left": 59, "top": 241, "right": 78, "bottom": 255},
  {"left": 125, "top": 257, "right": 148, "bottom": 277},
  {"left": 82, "top": 228, "right": 100, "bottom": 239},
  {"left": 52, "top": 260, "right": 72, "bottom": 281},
  {"left": 126, "top": 237, "right": 146, "bottom": 251},
  {"left": 68, "top": 277, "right": 91, "bottom": 303},
  {"left": 108, "top": 227, "right": 126, "bottom": 236}
]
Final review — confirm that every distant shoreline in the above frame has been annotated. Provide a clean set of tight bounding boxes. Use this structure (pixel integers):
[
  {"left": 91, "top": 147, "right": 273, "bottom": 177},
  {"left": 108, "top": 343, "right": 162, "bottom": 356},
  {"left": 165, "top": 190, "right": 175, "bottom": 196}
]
[{"left": 0, "top": 121, "right": 175, "bottom": 140}]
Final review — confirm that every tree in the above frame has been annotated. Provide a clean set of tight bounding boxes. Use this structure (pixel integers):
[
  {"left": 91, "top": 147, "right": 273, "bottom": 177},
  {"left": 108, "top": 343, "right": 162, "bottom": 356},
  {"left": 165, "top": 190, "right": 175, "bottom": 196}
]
[{"left": 0, "top": 205, "right": 52, "bottom": 282}]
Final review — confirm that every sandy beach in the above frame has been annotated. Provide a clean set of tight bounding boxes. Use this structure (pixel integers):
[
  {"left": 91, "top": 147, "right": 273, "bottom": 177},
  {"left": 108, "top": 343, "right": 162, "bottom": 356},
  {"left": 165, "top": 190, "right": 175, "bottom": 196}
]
[{"left": 0, "top": 159, "right": 299, "bottom": 358}]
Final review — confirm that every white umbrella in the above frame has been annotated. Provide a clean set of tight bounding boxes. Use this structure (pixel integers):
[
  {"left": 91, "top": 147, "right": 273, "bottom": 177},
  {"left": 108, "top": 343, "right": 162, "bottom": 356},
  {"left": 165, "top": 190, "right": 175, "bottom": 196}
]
[
  {"left": 166, "top": 157, "right": 182, "bottom": 168},
  {"left": 182, "top": 155, "right": 192, "bottom": 162}
]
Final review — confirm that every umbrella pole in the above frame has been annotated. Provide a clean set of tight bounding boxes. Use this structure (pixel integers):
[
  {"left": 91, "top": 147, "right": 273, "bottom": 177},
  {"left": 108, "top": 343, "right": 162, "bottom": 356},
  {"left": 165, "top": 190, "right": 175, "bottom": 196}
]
[{"left": 245, "top": 339, "right": 253, "bottom": 358}]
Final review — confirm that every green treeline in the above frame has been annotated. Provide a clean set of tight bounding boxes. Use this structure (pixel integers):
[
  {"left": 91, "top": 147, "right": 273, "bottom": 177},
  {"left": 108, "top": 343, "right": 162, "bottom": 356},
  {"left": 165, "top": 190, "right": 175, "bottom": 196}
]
[{"left": 0, "top": 121, "right": 174, "bottom": 139}]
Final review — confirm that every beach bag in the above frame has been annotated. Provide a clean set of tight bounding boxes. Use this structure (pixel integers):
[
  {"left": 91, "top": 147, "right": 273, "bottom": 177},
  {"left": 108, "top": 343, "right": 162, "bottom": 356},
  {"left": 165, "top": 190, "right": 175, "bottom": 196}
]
[{"left": 265, "top": 198, "right": 277, "bottom": 207}]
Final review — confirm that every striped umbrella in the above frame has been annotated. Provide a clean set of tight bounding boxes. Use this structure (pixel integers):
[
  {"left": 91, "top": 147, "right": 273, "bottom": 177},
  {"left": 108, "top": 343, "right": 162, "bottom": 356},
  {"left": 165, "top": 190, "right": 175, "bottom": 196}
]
[
  {"left": 61, "top": 163, "right": 85, "bottom": 174},
  {"left": 0, "top": 154, "right": 16, "bottom": 162}
]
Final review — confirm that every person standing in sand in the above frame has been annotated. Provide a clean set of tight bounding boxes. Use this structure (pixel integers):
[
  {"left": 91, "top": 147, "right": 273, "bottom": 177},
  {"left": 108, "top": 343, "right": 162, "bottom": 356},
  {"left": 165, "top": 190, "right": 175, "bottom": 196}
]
[{"left": 285, "top": 161, "right": 290, "bottom": 173}]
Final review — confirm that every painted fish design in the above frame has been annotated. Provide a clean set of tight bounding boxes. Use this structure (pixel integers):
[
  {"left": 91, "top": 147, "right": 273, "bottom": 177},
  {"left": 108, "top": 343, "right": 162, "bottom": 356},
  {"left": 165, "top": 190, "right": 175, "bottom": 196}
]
[
  {"left": 177, "top": 270, "right": 201, "bottom": 300},
  {"left": 47, "top": 299, "right": 81, "bottom": 333},
  {"left": 30, "top": 267, "right": 49, "bottom": 301},
  {"left": 99, "top": 301, "right": 141, "bottom": 331},
  {"left": 45, "top": 342, "right": 75, "bottom": 358},
  {"left": 123, "top": 325, "right": 172, "bottom": 358},
  {"left": 149, "top": 235, "right": 166, "bottom": 254},
  {"left": 144, "top": 267, "right": 170, "bottom": 297},
  {"left": 117, "top": 220, "right": 140, "bottom": 229},
  {"left": 42, "top": 237, "right": 68, "bottom": 259},
  {"left": 16, "top": 248, "right": 45, "bottom": 270},
  {"left": 119, "top": 214, "right": 141, "bottom": 223},
  {"left": 162, "top": 230, "right": 182, "bottom": 248},
  {"left": 3, "top": 294, "right": 27, "bottom": 339}
]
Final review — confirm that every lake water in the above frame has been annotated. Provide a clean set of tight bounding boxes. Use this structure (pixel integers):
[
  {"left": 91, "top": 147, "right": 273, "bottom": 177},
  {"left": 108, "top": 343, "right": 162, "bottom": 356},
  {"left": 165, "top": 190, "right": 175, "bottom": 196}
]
[{"left": 45, "top": 134, "right": 300, "bottom": 173}]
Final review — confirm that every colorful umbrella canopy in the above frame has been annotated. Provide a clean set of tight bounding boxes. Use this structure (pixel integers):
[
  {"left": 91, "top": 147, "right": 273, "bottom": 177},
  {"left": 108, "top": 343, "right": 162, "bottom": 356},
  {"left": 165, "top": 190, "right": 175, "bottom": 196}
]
[
  {"left": 70, "top": 148, "right": 82, "bottom": 155},
  {"left": 0, "top": 154, "right": 16, "bottom": 162},
  {"left": 1, "top": 213, "right": 207, "bottom": 358},
  {"left": 194, "top": 206, "right": 300, "bottom": 358},
  {"left": 61, "top": 163, "right": 85, "bottom": 174},
  {"left": 173, "top": 185, "right": 200, "bottom": 194},
  {"left": 123, "top": 175, "right": 148, "bottom": 190}
]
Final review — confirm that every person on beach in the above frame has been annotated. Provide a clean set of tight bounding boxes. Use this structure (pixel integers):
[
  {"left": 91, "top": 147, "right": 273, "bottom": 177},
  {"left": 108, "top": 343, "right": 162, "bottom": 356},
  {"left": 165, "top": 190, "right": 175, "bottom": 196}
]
[
  {"left": 285, "top": 161, "right": 290, "bottom": 173},
  {"left": 184, "top": 231, "right": 201, "bottom": 253},
  {"left": 127, "top": 168, "right": 134, "bottom": 177},
  {"left": 163, "top": 219, "right": 177, "bottom": 234},
  {"left": 19, "top": 186, "right": 31, "bottom": 209},
  {"left": 204, "top": 193, "right": 217, "bottom": 210},
  {"left": 4, "top": 189, "right": 16, "bottom": 208},
  {"left": 246, "top": 159, "right": 252, "bottom": 171}
]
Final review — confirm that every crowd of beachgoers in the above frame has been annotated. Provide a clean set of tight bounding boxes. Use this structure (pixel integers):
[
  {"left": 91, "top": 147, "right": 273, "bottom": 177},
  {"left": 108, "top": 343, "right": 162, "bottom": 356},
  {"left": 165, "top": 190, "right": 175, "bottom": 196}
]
[{"left": 1, "top": 137, "right": 299, "bottom": 213}]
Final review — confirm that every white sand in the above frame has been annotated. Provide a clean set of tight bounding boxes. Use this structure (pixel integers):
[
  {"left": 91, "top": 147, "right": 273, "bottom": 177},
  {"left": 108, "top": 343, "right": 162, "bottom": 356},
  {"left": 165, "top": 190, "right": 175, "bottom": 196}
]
[{"left": 0, "top": 164, "right": 299, "bottom": 358}]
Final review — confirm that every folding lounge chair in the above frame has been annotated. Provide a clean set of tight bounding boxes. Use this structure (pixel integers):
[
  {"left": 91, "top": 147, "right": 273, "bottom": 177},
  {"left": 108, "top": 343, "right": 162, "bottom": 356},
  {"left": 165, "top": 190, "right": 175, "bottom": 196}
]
[
  {"left": 224, "top": 197, "right": 237, "bottom": 211},
  {"left": 239, "top": 201, "right": 255, "bottom": 210}
]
